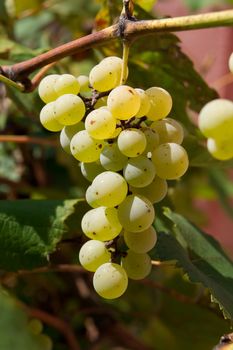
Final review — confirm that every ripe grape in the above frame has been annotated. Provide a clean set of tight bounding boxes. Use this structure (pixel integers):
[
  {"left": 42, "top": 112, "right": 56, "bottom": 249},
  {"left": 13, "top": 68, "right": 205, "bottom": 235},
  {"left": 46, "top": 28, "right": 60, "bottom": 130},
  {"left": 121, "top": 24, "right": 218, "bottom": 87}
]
[
  {"left": 85, "top": 107, "right": 116, "bottom": 139},
  {"left": 79, "top": 240, "right": 111, "bottom": 272},
  {"left": 135, "top": 88, "right": 151, "bottom": 118},
  {"left": 40, "top": 102, "right": 63, "bottom": 132},
  {"left": 146, "top": 87, "right": 172, "bottom": 121},
  {"left": 101, "top": 56, "right": 127, "bottom": 85},
  {"left": 90, "top": 171, "right": 128, "bottom": 207},
  {"left": 151, "top": 118, "right": 184, "bottom": 144},
  {"left": 198, "top": 99, "right": 233, "bottom": 140},
  {"left": 81, "top": 161, "right": 104, "bottom": 182},
  {"left": 229, "top": 52, "right": 233, "bottom": 73},
  {"left": 142, "top": 127, "right": 159, "bottom": 155},
  {"left": 89, "top": 64, "right": 118, "bottom": 92},
  {"left": 85, "top": 185, "right": 99, "bottom": 208},
  {"left": 123, "top": 156, "right": 156, "bottom": 188},
  {"left": 152, "top": 143, "right": 189, "bottom": 179},
  {"left": 124, "top": 226, "right": 157, "bottom": 253},
  {"left": 121, "top": 250, "right": 151, "bottom": 280},
  {"left": 60, "top": 121, "right": 84, "bottom": 154},
  {"left": 55, "top": 94, "right": 85, "bottom": 125},
  {"left": 70, "top": 130, "right": 104, "bottom": 162},
  {"left": 38, "top": 74, "right": 59, "bottom": 103},
  {"left": 207, "top": 138, "right": 233, "bottom": 160},
  {"left": 81, "top": 206, "right": 122, "bottom": 241},
  {"left": 118, "top": 194, "right": 155, "bottom": 232},
  {"left": 100, "top": 142, "right": 128, "bottom": 171},
  {"left": 77, "top": 75, "right": 90, "bottom": 93},
  {"left": 117, "top": 128, "right": 147, "bottom": 157},
  {"left": 54, "top": 74, "right": 80, "bottom": 96},
  {"left": 130, "top": 175, "right": 168, "bottom": 204},
  {"left": 107, "top": 85, "right": 141, "bottom": 119},
  {"left": 93, "top": 263, "right": 128, "bottom": 299}
]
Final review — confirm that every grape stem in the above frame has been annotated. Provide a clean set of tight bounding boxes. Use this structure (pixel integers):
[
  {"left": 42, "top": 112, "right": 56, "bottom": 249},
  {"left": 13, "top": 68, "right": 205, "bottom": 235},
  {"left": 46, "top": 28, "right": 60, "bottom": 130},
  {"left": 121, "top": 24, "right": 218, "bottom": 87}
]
[
  {"left": 0, "top": 10, "right": 233, "bottom": 90},
  {"left": 120, "top": 41, "right": 131, "bottom": 85}
]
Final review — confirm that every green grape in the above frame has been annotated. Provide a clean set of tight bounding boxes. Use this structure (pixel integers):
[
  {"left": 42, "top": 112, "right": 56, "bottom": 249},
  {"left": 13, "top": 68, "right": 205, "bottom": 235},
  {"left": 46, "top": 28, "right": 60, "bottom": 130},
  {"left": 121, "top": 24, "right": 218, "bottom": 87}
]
[
  {"left": 107, "top": 85, "right": 141, "bottom": 120},
  {"left": 81, "top": 161, "right": 104, "bottom": 182},
  {"left": 81, "top": 207, "right": 122, "bottom": 241},
  {"left": 77, "top": 75, "right": 90, "bottom": 93},
  {"left": 27, "top": 319, "right": 43, "bottom": 335},
  {"left": 54, "top": 74, "right": 80, "bottom": 96},
  {"left": 124, "top": 226, "right": 157, "bottom": 253},
  {"left": 94, "top": 96, "right": 108, "bottom": 109},
  {"left": 55, "top": 94, "right": 86, "bottom": 126},
  {"left": 151, "top": 118, "right": 184, "bottom": 144},
  {"left": 85, "top": 107, "right": 116, "bottom": 140},
  {"left": 86, "top": 185, "right": 99, "bottom": 208},
  {"left": 121, "top": 250, "right": 151, "bottom": 280},
  {"left": 117, "top": 128, "right": 147, "bottom": 157},
  {"left": 40, "top": 102, "right": 63, "bottom": 132},
  {"left": 70, "top": 130, "right": 104, "bottom": 162},
  {"left": 229, "top": 52, "right": 233, "bottom": 73},
  {"left": 89, "top": 63, "right": 118, "bottom": 92},
  {"left": 118, "top": 194, "right": 155, "bottom": 232},
  {"left": 142, "top": 127, "right": 159, "bottom": 155},
  {"left": 152, "top": 143, "right": 189, "bottom": 180},
  {"left": 207, "top": 138, "right": 233, "bottom": 160},
  {"left": 60, "top": 121, "right": 84, "bottom": 154},
  {"left": 93, "top": 263, "right": 128, "bottom": 299},
  {"left": 38, "top": 74, "right": 59, "bottom": 103},
  {"left": 198, "top": 99, "right": 233, "bottom": 140},
  {"left": 123, "top": 156, "right": 156, "bottom": 188},
  {"left": 100, "top": 142, "right": 128, "bottom": 171},
  {"left": 135, "top": 88, "right": 151, "bottom": 118},
  {"left": 146, "top": 87, "right": 172, "bottom": 121},
  {"left": 37, "top": 334, "right": 53, "bottom": 350},
  {"left": 101, "top": 56, "right": 128, "bottom": 85},
  {"left": 130, "top": 175, "right": 168, "bottom": 204},
  {"left": 90, "top": 171, "right": 128, "bottom": 207},
  {"left": 79, "top": 240, "right": 111, "bottom": 272}
]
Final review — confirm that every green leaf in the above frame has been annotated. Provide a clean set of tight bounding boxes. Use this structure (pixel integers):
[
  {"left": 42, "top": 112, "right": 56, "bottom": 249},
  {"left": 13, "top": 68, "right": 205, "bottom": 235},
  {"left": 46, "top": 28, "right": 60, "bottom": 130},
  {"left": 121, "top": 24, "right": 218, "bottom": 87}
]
[
  {"left": 153, "top": 209, "right": 233, "bottom": 319},
  {"left": 0, "top": 199, "right": 87, "bottom": 271},
  {"left": 0, "top": 289, "right": 43, "bottom": 350},
  {"left": 134, "top": 0, "right": 156, "bottom": 12}
]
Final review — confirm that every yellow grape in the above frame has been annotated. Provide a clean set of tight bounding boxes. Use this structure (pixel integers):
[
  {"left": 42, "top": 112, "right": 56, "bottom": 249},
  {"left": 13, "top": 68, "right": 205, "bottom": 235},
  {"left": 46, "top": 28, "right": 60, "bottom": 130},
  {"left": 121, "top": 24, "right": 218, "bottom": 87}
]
[
  {"left": 207, "top": 138, "right": 233, "bottom": 160},
  {"left": 40, "top": 102, "right": 63, "bottom": 132},
  {"left": 55, "top": 94, "right": 85, "bottom": 126},
  {"left": 146, "top": 87, "right": 172, "bottom": 121},
  {"left": 54, "top": 74, "right": 80, "bottom": 96},
  {"left": 85, "top": 107, "right": 116, "bottom": 140},
  {"left": 70, "top": 130, "right": 104, "bottom": 162},
  {"left": 38, "top": 74, "right": 59, "bottom": 103}
]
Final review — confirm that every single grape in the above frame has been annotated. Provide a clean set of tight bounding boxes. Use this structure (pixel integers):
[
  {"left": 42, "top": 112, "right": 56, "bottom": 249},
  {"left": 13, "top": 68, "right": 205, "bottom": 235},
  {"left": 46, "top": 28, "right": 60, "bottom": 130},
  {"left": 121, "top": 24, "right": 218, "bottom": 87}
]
[
  {"left": 93, "top": 263, "right": 128, "bottom": 299},
  {"left": 124, "top": 226, "right": 157, "bottom": 253},
  {"left": 146, "top": 87, "right": 172, "bottom": 121},
  {"left": 60, "top": 121, "right": 84, "bottom": 154},
  {"left": 229, "top": 52, "right": 233, "bottom": 73},
  {"left": 151, "top": 118, "right": 184, "bottom": 144},
  {"left": 100, "top": 143, "right": 128, "bottom": 171},
  {"left": 121, "top": 250, "right": 151, "bottom": 280},
  {"left": 81, "top": 207, "right": 122, "bottom": 241},
  {"left": 94, "top": 96, "right": 108, "bottom": 109},
  {"left": 40, "top": 102, "right": 63, "bottom": 132},
  {"left": 142, "top": 127, "right": 160, "bottom": 155},
  {"left": 27, "top": 319, "right": 43, "bottom": 335},
  {"left": 130, "top": 175, "right": 168, "bottom": 204},
  {"left": 123, "top": 156, "right": 156, "bottom": 188},
  {"left": 38, "top": 74, "right": 59, "bottom": 103},
  {"left": 90, "top": 171, "right": 128, "bottom": 207},
  {"left": 152, "top": 143, "right": 189, "bottom": 180},
  {"left": 37, "top": 334, "right": 53, "bottom": 350},
  {"left": 70, "top": 130, "right": 104, "bottom": 163},
  {"left": 117, "top": 128, "right": 147, "bottom": 157},
  {"left": 107, "top": 85, "right": 141, "bottom": 120},
  {"left": 207, "top": 138, "right": 233, "bottom": 160},
  {"left": 55, "top": 94, "right": 85, "bottom": 125},
  {"left": 77, "top": 75, "right": 90, "bottom": 93},
  {"left": 118, "top": 194, "right": 155, "bottom": 232},
  {"left": 198, "top": 99, "right": 233, "bottom": 140},
  {"left": 135, "top": 88, "right": 151, "bottom": 118},
  {"left": 89, "top": 64, "right": 118, "bottom": 92},
  {"left": 80, "top": 161, "right": 104, "bottom": 182},
  {"left": 85, "top": 107, "right": 116, "bottom": 140},
  {"left": 79, "top": 240, "right": 111, "bottom": 272},
  {"left": 54, "top": 74, "right": 80, "bottom": 96},
  {"left": 101, "top": 56, "right": 128, "bottom": 85}
]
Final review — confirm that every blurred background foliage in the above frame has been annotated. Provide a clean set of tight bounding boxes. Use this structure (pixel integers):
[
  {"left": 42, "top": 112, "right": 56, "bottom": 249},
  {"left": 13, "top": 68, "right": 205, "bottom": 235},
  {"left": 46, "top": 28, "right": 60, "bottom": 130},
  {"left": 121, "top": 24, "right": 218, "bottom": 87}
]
[{"left": 0, "top": 0, "right": 233, "bottom": 349}]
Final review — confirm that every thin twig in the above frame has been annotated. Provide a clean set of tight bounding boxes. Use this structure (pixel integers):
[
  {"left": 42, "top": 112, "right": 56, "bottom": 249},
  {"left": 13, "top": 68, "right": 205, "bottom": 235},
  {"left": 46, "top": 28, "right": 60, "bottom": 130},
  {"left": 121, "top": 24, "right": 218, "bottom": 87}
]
[
  {"left": 30, "top": 62, "right": 58, "bottom": 91},
  {"left": 0, "top": 135, "right": 58, "bottom": 147}
]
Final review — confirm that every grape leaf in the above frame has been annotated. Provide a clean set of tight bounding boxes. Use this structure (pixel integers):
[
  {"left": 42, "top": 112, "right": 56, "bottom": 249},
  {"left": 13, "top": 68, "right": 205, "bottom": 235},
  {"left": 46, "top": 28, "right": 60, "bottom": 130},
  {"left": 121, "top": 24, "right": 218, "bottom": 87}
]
[
  {"left": 153, "top": 209, "right": 233, "bottom": 319},
  {"left": 0, "top": 199, "right": 87, "bottom": 271}
]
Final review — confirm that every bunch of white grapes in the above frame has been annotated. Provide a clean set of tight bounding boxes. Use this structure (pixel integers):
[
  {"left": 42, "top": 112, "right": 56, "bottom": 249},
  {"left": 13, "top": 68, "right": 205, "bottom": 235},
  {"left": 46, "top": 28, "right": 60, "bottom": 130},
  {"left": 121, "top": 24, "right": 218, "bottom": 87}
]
[
  {"left": 198, "top": 52, "right": 233, "bottom": 161},
  {"left": 38, "top": 56, "right": 189, "bottom": 299}
]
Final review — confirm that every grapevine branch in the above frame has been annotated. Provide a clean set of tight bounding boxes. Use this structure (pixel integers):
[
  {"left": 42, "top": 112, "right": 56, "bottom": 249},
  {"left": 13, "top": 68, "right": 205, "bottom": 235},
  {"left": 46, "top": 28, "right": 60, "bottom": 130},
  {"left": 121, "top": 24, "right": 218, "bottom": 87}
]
[{"left": 0, "top": 10, "right": 232, "bottom": 91}]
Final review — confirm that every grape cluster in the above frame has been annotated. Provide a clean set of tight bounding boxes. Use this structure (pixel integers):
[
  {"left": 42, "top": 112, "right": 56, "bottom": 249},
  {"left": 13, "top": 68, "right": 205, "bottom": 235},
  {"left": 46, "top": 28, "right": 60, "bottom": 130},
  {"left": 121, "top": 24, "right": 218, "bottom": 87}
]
[
  {"left": 38, "top": 56, "right": 189, "bottom": 299},
  {"left": 198, "top": 52, "right": 233, "bottom": 161}
]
